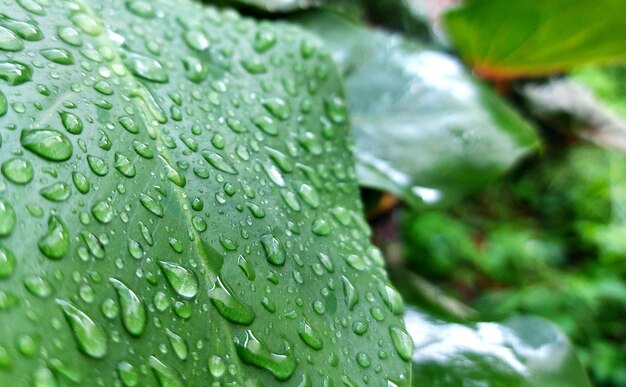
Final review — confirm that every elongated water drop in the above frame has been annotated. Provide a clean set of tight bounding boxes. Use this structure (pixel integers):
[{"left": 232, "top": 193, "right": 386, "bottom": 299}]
[
  {"left": 234, "top": 330, "right": 296, "bottom": 381},
  {"left": 0, "top": 198, "right": 16, "bottom": 236},
  {"left": 209, "top": 276, "right": 255, "bottom": 325},
  {"left": 139, "top": 193, "right": 163, "bottom": 217},
  {"left": 260, "top": 234, "right": 286, "bottom": 266},
  {"left": 0, "top": 26, "right": 23, "bottom": 51},
  {"left": 114, "top": 153, "right": 136, "bottom": 178},
  {"left": 0, "top": 245, "right": 16, "bottom": 278},
  {"left": 298, "top": 319, "right": 323, "bottom": 350},
  {"left": 40, "top": 48, "right": 73, "bottom": 65},
  {"left": 202, "top": 151, "right": 237, "bottom": 174},
  {"left": 0, "top": 61, "right": 32, "bottom": 85},
  {"left": 165, "top": 329, "right": 188, "bottom": 361},
  {"left": 124, "top": 52, "right": 168, "bottom": 83},
  {"left": 149, "top": 356, "right": 183, "bottom": 387},
  {"left": 389, "top": 326, "right": 413, "bottom": 362},
  {"left": 110, "top": 278, "right": 146, "bottom": 337},
  {"left": 38, "top": 216, "right": 69, "bottom": 260},
  {"left": 2, "top": 157, "right": 33, "bottom": 184},
  {"left": 57, "top": 300, "right": 107, "bottom": 359},
  {"left": 40, "top": 183, "right": 71, "bottom": 202},
  {"left": 158, "top": 260, "right": 198, "bottom": 299},
  {"left": 60, "top": 111, "right": 83, "bottom": 134},
  {"left": 21, "top": 129, "right": 73, "bottom": 161}
]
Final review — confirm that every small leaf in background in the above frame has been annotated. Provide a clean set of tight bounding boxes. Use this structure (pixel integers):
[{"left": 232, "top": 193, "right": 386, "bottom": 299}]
[
  {"left": 405, "top": 307, "right": 592, "bottom": 387},
  {"left": 0, "top": 1, "right": 410, "bottom": 385},
  {"left": 294, "top": 11, "right": 539, "bottom": 207},
  {"left": 444, "top": 0, "right": 626, "bottom": 79}
]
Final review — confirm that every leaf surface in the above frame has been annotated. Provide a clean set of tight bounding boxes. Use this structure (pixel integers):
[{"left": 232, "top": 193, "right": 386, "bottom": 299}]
[{"left": 0, "top": 1, "right": 410, "bottom": 385}]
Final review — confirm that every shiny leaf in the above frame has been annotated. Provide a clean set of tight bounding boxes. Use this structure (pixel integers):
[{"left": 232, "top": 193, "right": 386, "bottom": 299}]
[
  {"left": 295, "top": 11, "right": 539, "bottom": 206},
  {"left": 444, "top": 0, "right": 626, "bottom": 79}
]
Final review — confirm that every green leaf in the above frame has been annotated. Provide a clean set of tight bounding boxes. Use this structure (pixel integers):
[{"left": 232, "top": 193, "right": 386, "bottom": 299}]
[
  {"left": 294, "top": 11, "right": 539, "bottom": 207},
  {"left": 217, "top": 0, "right": 320, "bottom": 13},
  {"left": 406, "top": 307, "right": 592, "bottom": 387},
  {"left": 0, "top": 1, "right": 410, "bottom": 385},
  {"left": 444, "top": 0, "right": 626, "bottom": 79}
]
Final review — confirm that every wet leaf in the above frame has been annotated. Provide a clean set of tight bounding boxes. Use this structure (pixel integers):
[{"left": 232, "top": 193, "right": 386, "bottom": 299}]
[{"left": 0, "top": 1, "right": 409, "bottom": 385}]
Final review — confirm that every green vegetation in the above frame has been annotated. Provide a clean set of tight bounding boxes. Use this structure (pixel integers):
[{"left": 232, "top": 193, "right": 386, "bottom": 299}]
[{"left": 1, "top": 0, "right": 625, "bottom": 385}]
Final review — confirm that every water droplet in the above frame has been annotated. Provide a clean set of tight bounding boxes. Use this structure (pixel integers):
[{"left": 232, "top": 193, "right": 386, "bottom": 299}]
[
  {"left": 124, "top": 52, "right": 168, "bottom": 83},
  {"left": 208, "top": 355, "right": 226, "bottom": 378},
  {"left": 183, "top": 29, "right": 209, "bottom": 51},
  {"left": 17, "top": 0, "right": 45, "bottom": 15},
  {"left": 241, "top": 58, "right": 266, "bottom": 74},
  {"left": 117, "top": 361, "right": 139, "bottom": 386},
  {"left": 389, "top": 326, "right": 413, "bottom": 362},
  {"left": 87, "top": 155, "right": 109, "bottom": 176},
  {"left": 352, "top": 320, "right": 368, "bottom": 336},
  {"left": 40, "top": 48, "right": 73, "bottom": 65},
  {"left": 21, "top": 129, "right": 73, "bottom": 161},
  {"left": 2, "top": 157, "right": 33, "bottom": 184},
  {"left": 324, "top": 96, "right": 348, "bottom": 124},
  {"left": 39, "top": 216, "right": 70, "bottom": 260},
  {"left": 262, "top": 97, "right": 290, "bottom": 120},
  {"left": 40, "top": 182, "right": 71, "bottom": 202},
  {"left": 0, "top": 15, "right": 43, "bottom": 41},
  {"left": 149, "top": 356, "right": 183, "bottom": 387},
  {"left": 341, "top": 276, "right": 359, "bottom": 310},
  {"left": 57, "top": 26, "right": 82, "bottom": 46},
  {"left": 110, "top": 278, "right": 147, "bottom": 337},
  {"left": 209, "top": 276, "right": 255, "bottom": 325},
  {"left": 0, "top": 245, "right": 16, "bottom": 278},
  {"left": 114, "top": 153, "right": 136, "bottom": 178},
  {"left": 0, "top": 90, "right": 6, "bottom": 117},
  {"left": 253, "top": 115, "right": 278, "bottom": 136},
  {"left": 379, "top": 283, "right": 403, "bottom": 315},
  {"left": 346, "top": 254, "right": 366, "bottom": 271},
  {"left": 265, "top": 146, "right": 293, "bottom": 173},
  {"left": 80, "top": 231, "right": 105, "bottom": 259},
  {"left": 0, "top": 198, "right": 16, "bottom": 236},
  {"left": 60, "top": 111, "right": 83, "bottom": 134},
  {"left": 33, "top": 367, "right": 56, "bottom": 387},
  {"left": 23, "top": 275, "right": 52, "bottom": 298},
  {"left": 158, "top": 260, "right": 198, "bottom": 299},
  {"left": 356, "top": 352, "right": 371, "bottom": 368},
  {"left": 0, "top": 26, "right": 23, "bottom": 51},
  {"left": 133, "top": 140, "right": 154, "bottom": 159},
  {"left": 159, "top": 155, "right": 186, "bottom": 187},
  {"left": 311, "top": 218, "right": 331, "bottom": 236},
  {"left": 57, "top": 299, "right": 108, "bottom": 359},
  {"left": 260, "top": 234, "right": 286, "bottom": 266},
  {"left": 72, "top": 172, "right": 90, "bottom": 193},
  {"left": 254, "top": 29, "right": 277, "bottom": 53},
  {"left": 234, "top": 330, "right": 296, "bottom": 381},
  {"left": 298, "top": 184, "right": 319, "bottom": 208},
  {"left": 92, "top": 200, "right": 114, "bottom": 224},
  {"left": 125, "top": 0, "right": 156, "bottom": 19},
  {"left": 298, "top": 319, "right": 323, "bottom": 350},
  {"left": 71, "top": 13, "right": 101, "bottom": 36},
  {"left": 165, "top": 329, "right": 188, "bottom": 361},
  {"left": 202, "top": 151, "right": 237, "bottom": 174},
  {"left": 139, "top": 193, "right": 163, "bottom": 217},
  {"left": 238, "top": 255, "right": 256, "bottom": 280}
]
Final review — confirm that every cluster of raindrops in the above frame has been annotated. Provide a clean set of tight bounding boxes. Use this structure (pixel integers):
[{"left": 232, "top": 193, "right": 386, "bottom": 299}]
[{"left": 0, "top": 0, "right": 412, "bottom": 385}]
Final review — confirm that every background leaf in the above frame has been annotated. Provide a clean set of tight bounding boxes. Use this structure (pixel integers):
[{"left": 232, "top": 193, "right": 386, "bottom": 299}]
[
  {"left": 444, "top": 0, "right": 626, "bottom": 79},
  {"left": 0, "top": 0, "right": 410, "bottom": 385},
  {"left": 405, "top": 307, "right": 592, "bottom": 387},
  {"left": 294, "top": 11, "right": 539, "bottom": 207}
]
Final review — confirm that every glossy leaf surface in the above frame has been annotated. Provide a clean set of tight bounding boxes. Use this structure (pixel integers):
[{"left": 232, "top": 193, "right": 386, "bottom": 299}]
[
  {"left": 406, "top": 307, "right": 592, "bottom": 387},
  {"left": 0, "top": 1, "right": 410, "bottom": 385},
  {"left": 444, "top": 0, "right": 626, "bottom": 79}
]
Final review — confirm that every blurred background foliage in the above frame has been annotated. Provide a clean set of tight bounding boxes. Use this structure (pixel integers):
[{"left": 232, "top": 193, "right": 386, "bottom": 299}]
[{"left": 217, "top": 0, "right": 626, "bottom": 385}]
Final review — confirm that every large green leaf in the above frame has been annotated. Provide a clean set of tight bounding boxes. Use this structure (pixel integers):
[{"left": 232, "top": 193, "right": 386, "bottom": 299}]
[
  {"left": 0, "top": 1, "right": 411, "bottom": 385},
  {"left": 294, "top": 11, "right": 539, "bottom": 207},
  {"left": 444, "top": 0, "right": 626, "bottom": 79},
  {"left": 405, "top": 307, "right": 592, "bottom": 387}
]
